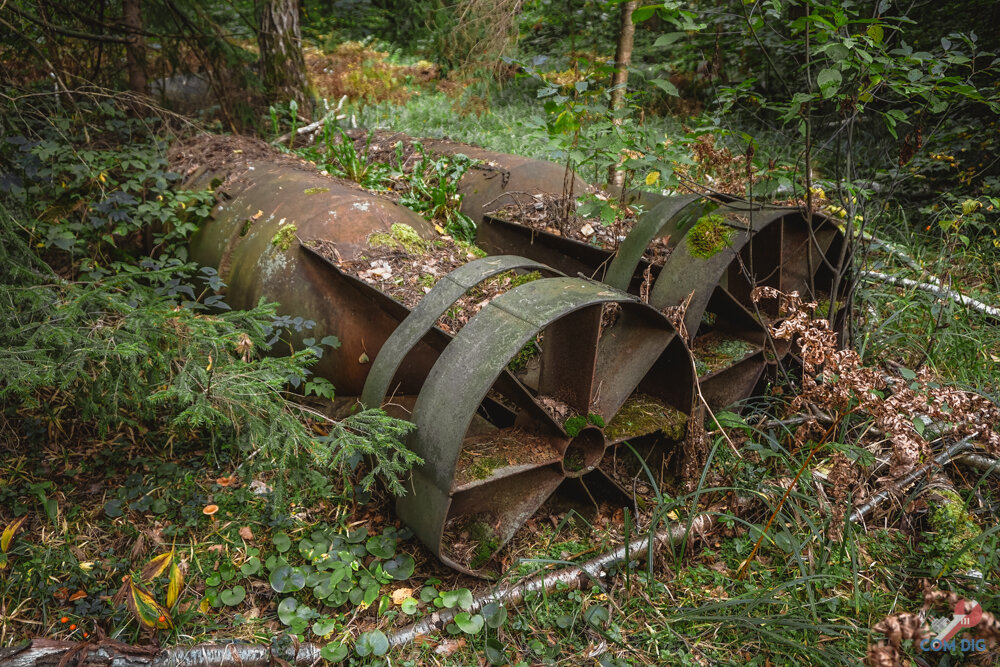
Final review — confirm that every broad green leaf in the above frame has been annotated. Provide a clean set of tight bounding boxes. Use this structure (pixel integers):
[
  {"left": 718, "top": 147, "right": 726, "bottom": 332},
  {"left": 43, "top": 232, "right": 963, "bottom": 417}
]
[
  {"left": 653, "top": 32, "right": 686, "bottom": 47},
  {"left": 454, "top": 612, "right": 484, "bottom": 634},
  {"left": 383, "top": 554, "right": 415, "bottom": 580},
  {"left": 269, "top": 565, "right": 306, "bottom": 593},
  {"left": 277, "top": 597, "right": 298, "bottom": 625},
  {"left": 401, "top": 597, "right": 419, "bottom": 615},
  {"left": 220, "top": 585, "right": 246, "bottom": 606},
  {"left": 631, "top": 5, "right": 657, "bottom": 23},
  {"left": 272, "top": 532, "right": 291, "bottom": 552},
  {"left": 365, "top": 534, "right": 396, "bottom": 559},
  {"left": 441, "top": 588, "right": 474, "bottom": 610},
  {"left": 650, "top": 78, "right": 679, "bottom": 97},
  {"left": 321, "top": 642, "right": 348, "bottom": 662},
  {"left": 585, "top": 605, "right": 610, "bottom": 627},
  {"left": 240, "top": 556, "right": 261, "bottom": 576},
  {"left": 355, "top": 630, "right": 389, "bottom": 657},
  {"left": 483, "top": 602, "right": 507, "bottom": 629},
  {"left": 817, "top": 68, "right": 842, "bottom": 99},
  {"left": 313, "top": 618, "right": 337, "bottom": 636}
]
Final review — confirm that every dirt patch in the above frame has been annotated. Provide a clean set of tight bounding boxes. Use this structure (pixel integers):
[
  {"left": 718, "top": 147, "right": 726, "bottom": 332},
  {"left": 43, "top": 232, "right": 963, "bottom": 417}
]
[
  {"left": 441, "top": 513, "right": 502, "bottom": 572},
  {"left": 691, "top": 332, "right": 758, "bottom": 376},
  {"left": 489, "top": 192, "right": 674, "bottom": 266},
  {"left": 167, "top": 133, "right": 366, "bottom": 194},
  {"left": 453, "top": 429, "right": 560, "bottom": 488},
  {"left": 308, "top": 223, "right": 541, "bottom": 335}
]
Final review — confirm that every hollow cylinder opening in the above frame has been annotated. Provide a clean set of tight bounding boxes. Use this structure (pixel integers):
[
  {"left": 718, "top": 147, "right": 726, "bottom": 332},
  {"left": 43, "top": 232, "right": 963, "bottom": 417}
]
[{"left": 561, "top": 426, "right": 606, "bottom": 477}]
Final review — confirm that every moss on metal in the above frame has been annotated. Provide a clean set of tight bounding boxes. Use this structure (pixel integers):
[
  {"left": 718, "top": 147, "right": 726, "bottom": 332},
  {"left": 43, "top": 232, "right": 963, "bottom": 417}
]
[
  {"left": 604, "top": 395, "right": 687, "bottom": 441},
  {"left": 687, "top": 214, "right": 735, "bottom": 259},
  {"left": 270, "top": 223, "right": 298, "bottom": 251},
  {"left": 368, "top": 223, "right": 429, "bottom": 253},
  {"left": 692, "top": 337, "right": 756, "bottom": 376}
]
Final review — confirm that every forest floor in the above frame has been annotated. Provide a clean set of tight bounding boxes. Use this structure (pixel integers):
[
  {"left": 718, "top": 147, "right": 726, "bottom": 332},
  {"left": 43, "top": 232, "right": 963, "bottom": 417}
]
[{"left": 2, "top": 44, "right": 1000, "bottom": 667}]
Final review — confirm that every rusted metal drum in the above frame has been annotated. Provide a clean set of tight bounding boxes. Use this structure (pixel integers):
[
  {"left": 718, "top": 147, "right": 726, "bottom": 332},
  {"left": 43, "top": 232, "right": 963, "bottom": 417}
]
[{"left": 184, "top": 146, "right": 442, "bottom": 398}]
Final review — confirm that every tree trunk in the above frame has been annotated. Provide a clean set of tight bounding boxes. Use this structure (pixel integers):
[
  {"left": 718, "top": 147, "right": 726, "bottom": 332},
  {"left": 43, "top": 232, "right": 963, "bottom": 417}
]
[
  {"left": 258, "top": 0, "right": 309, "bottom": 109},
  {"left": 122, "top": 0, "right": 146, "bottom": 93},
  {"left": 608, "top": 0, "right": 637, "bottom": 188}
]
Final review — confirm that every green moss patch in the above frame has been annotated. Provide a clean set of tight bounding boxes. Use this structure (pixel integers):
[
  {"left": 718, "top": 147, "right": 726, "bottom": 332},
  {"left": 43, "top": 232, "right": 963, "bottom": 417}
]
[
  {"left": 367, "top": 223, "right": 429, "bottom": 253},
  {"left": 692, "top": 335, "right": 756, "bottom": 376},
  {"left": 605, "top": 394, "right": 687, "bottom": 441},
  {"left": 926, "top": 488, "right": 981, "bottom": 575},
  {"left": 270, "top": 224, "right": 298, "bottom": 251},
  {"left": 687, "top": 214, "right": 735, "bottom": 259}
]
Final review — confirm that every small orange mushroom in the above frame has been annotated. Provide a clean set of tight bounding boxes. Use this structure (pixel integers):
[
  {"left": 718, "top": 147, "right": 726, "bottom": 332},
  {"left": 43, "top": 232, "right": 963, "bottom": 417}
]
[{"left": 203, "top": 504, "right": 219, "bottom": 517}]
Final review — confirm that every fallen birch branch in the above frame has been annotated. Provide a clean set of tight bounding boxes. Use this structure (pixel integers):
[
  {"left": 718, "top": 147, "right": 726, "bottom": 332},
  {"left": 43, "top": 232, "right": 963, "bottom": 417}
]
[
  {"left": 386, "top": 511, "right": 719, "bottom": 646},
  {"left": 271, "top": 95, "right": 347, "bottom": 146},
  {"left": 859, "top": 270, "right": 1000, "bottom": 320}
]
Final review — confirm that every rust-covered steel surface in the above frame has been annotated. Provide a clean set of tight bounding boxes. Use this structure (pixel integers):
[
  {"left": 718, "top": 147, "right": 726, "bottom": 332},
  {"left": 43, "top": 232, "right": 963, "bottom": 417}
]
[
  {"left": 187, "top": 159, "right": 442, "bottom": 398},
  {"left": 185, "top": 134, "right": 847, "bottom": 576},
  {"left": 413, "top": 139, "right": 591, "bottom": 225}
]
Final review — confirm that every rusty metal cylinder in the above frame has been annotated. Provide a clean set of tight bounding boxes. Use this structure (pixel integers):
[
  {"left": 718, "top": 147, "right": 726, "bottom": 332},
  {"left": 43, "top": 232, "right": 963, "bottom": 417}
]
[{"left": 186, "top": 149, "right": 439, "bottom": 398}]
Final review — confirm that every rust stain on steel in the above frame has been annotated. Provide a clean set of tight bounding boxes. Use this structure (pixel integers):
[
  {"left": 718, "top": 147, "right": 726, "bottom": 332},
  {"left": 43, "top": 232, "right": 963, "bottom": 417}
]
[
  {"left": 188, "top": 162, "right": 440, "bottom": 397},
  {"left": 420, "top": 139, "right": 591, "bottom": 223}
]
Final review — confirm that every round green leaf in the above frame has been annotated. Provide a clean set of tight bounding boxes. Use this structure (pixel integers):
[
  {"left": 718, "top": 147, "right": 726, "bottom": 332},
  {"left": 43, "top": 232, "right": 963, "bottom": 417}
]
[
  {"left": 277, "top": 598, "right": 298, "bottom": 625},
  {"left": 454, "top": 612, "right": 484, "bottom": 634},
  {"left": 269, "top": 565, "right": 305, "bottom": 593},
  {"left": 482, "top": 602, "right": 507, "bottom": 629},
  {"left": 817, "top": 67, "right": 842, "bottom": 99},
  {"left": 383, "top": 554, "right": 415, "bottom": 580},
  {"left": 365, "top": 534, "right": 396, "bottom": 559},
  {"left": 401, "top": 597, "right": 419, "bottom": 615},
  {"left": 272, "top": 532, "right": 291, "bottom": 552},
  {"left": 420, "top": 586, "right": 438, "bottom": 603},
  {"left": 240, "top": 556, "right": 261, "bottom": 576},
  {"left": 355, "top": 630, "right": 389, "bottom": 657},
  {"left": 220, "top": 585, "right": 246, "bottom": 606},
  {"left": 441, "top": 588, "right": 474, "bottom": 610},
  {"left": 298, "top": 538, "right": 316, "bottom": 559},
  {"left": 103, "top": 499, "right": 123, "bottom": 518},
  {"left": 346, "top": 527, "right": 368, "bottom": 544},
  {"left": 585, "top": 604, "right": 610, "bottom": 627},
  {"left": 485, "top": 637, "right": 506, "bottom": 666},
  {"left": 321, "top": 642, "right": 348, "bottom": 662}
]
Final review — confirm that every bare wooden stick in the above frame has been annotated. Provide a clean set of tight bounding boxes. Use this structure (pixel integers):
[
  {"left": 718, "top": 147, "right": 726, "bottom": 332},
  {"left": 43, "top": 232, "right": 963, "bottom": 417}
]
[
  {"left": 272, "top": 95, "right": 347, "bottom": 146},
  {"left": 859, "top": 270, "right": 1000, "bottom": 320}
]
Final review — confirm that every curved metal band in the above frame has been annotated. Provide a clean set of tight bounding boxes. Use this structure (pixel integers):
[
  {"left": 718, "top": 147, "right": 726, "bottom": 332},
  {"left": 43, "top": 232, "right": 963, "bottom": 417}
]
[
  {"left": 397, "top": 277, "right": 674, "bottom": 562},
  {"left": 649, "top": 206, "right": 793, "bottom": 334},
  {"left": 603, "top": 194, "right": 703, "bottom": 290},
  {"left": 360, "top": 255, "right": 562, "bottom": 409}
]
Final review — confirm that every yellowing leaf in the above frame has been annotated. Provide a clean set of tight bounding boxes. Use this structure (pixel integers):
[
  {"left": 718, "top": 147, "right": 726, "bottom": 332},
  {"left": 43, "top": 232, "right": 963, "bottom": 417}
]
[
  {"left": 141, "top": 550, "right": 173, "bottom": 582},
  {"left": 645, "top": 171, "right": 661, "bottom": 186},
  {"left": 391, "top": 587, "right": 414, "bottom": 605},
  {"left": 198, "top": 597, "right": 211, "bottom": 613},
  {"left": 129, "top": 580, "right": 172, "bottom": 629},
  {"left": 1, "top": 516, "right": 27, "bottom": 553},
  {"left": 167, "top": 561, "right": 184, "bottom": 608}
]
